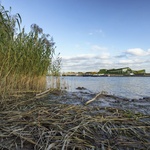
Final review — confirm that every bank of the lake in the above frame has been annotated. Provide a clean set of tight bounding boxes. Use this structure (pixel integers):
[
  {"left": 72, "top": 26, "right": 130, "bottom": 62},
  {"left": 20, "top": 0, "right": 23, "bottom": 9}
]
[
  {"left": 0, "top": 89, "right": 150, "bottom": 150},
  {"left": 1, "top": 76, "right": 150, "bottom": 150}
]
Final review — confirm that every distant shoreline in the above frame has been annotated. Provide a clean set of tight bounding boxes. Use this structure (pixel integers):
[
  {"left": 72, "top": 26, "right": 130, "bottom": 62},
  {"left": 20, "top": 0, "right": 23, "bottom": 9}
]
[{"left": 62, "top": 74, "right": 150, "bottom": 77}]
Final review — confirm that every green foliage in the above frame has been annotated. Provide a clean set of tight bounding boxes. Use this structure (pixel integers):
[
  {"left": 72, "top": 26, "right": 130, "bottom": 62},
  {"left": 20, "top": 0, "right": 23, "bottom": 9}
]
[
  {"left": 98, "top": 67, "right": 145, "bottom": 75},
  {"left": 133, "top": 69, "right": 145, "bottom": 75},
  {"left": 98, "top": 69, "right": 107, "bottom": 74},
  {"left": 49, "top": 53, "right": 62, "bottom": 76},
  {"left": 0, "top": 4, "right": 61, "bottom": 96}
]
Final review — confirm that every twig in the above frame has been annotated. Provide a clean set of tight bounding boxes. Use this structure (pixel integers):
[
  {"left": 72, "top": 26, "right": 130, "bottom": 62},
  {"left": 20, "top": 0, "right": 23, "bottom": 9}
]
[
  {"left": 85, "top": 92, "right": 102, "bottom": 105},
  {"left": 36, "top": 89, "right": 51, "bottom": 97}
]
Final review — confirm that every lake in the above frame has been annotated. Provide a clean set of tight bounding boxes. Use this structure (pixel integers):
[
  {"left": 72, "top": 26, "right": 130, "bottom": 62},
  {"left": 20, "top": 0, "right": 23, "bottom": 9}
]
[{"left": 47, "top": 76, "right": 150, "bottom": 99}]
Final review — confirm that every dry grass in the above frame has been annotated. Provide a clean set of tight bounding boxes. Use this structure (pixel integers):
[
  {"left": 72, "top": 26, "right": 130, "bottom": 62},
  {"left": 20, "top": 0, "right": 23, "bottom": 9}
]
[
  {"left": 0, "top": 75, "right": 47, "bottom": 103},
  {"left": 0, "top": 92, "right": 150, "bottom": 150}
]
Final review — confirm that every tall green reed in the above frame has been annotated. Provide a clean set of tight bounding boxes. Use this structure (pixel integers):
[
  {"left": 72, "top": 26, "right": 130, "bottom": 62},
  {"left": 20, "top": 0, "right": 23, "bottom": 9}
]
[{"left": 0, "top": 5, "right": 61, "bottom": 97}]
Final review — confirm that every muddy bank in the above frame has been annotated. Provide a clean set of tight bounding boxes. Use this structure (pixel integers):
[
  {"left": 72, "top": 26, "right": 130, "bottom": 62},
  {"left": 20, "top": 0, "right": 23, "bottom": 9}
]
[
  {"left": 0, "top": 89, "right": 150, "bottom": 150},
  {"left": 44, "top": 88, "right": 150, "bottom": 115}
]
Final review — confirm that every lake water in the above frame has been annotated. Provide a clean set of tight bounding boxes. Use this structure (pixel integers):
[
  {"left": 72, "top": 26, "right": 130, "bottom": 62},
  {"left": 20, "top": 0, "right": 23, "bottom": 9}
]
[
  {"left": 46, "top": 76, "right": 150, "bottom": 115},
  {"left": 47, "top": 76, "right": 150, "bottom": 99}
]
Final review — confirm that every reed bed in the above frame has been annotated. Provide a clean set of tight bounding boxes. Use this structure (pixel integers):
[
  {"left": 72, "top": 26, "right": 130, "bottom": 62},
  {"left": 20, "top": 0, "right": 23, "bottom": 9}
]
[
  {"left": 0, "top": 93, "right": 149, "bottom": 150},
  {"left": 0, "top": 5, "right": 61, "bottom": 98}
]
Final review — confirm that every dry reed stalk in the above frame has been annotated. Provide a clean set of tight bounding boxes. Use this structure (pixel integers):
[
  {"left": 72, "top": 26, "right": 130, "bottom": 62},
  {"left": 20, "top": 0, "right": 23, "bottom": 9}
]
[
  {"left": 0, "top": 94, "right": 149, "bottom": 150},
  {"left": 0, "top": 75, "right": 46, "bottom": 101},
  {"left": 15, "top": 75, "right": 46, "bottom": 91}
]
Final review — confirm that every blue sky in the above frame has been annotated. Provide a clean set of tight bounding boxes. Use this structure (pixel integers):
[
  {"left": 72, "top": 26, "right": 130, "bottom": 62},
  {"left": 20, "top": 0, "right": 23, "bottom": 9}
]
[{"left": 1, "top": 0, "right": 150, "bottom": 72}]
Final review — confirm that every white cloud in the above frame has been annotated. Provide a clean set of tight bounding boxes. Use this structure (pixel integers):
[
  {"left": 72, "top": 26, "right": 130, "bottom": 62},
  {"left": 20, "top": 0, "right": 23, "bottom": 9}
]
[
  {"left": 63, "top": 53, "right": 110, "bottom": 61},
  {"left": 61, "top": 47, "right": 150, "bottom": 72},
  {"left": 125, "top": 48, "right": 149, "bottom": 56},
  {"left": 148, "top": 49, "right": 150, "bottom": 53},
  {"left": 118, "top": 59, "right": 134, "bottom": 64},
  {"left": 91, "top": 45, "right": 108, "bottom": 51},
  {"left": 62, "top": 53, "right": 112, "bottom": 71},
  {"left": 118, "top": 58, "right": 148, "bottom": 65},
  {"left": 99, "top": 52, "right": 110, "bottom": 59}
]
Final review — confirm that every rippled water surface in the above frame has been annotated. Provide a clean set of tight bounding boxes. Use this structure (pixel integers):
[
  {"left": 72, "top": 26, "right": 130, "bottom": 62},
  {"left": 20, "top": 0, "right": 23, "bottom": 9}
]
[{"left": 57, "top": 76, "right": 150, "bottom": 99}]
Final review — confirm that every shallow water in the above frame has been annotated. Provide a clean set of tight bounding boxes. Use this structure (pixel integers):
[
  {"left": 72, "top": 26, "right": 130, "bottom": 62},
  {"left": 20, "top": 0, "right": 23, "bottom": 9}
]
[
  {"left": 47, "top": 76, "right": 150, "bottom": 99},
  {"left": 46, "top": 76, "right": 150, "bottom": 115}
]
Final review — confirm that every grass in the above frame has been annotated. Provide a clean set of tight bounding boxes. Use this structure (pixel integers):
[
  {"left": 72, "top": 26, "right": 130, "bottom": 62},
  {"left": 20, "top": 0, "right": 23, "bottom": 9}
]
[{"left": 0, "top": 92, "right": 149, "bottom": 150}]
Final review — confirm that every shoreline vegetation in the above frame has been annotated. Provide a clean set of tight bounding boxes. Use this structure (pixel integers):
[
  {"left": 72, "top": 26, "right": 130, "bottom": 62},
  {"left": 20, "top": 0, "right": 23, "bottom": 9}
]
[
  {"left": 0, "top": 5, "right": 150, "bottom": 150},
  {"left": 0, "top": 5, "right": 61, "bottom": 97},
  {"left": 62, "top": 74, "right": 150, "bottom": 77},
  {"left": 62, "top": 67, "right": 150, "bottom": 77}
]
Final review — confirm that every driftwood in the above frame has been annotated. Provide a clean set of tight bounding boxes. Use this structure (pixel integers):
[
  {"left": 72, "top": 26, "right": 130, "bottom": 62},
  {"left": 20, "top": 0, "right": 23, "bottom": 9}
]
[
  {"left": 36, "top": 89, "right": 51, "bottom": 97},
  {"left": 85, "top": 92, "right": 102, "bottom": 105},
  {"left": 36, "top": 88, "right": 61, "bottom": 98}
]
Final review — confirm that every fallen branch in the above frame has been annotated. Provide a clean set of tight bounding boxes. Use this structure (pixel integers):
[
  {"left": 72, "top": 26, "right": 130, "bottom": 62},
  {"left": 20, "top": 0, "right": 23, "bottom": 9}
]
[
  {"left": 85, "top": 92, "right": 102, "bottom": 105},
  {"left": 36, "top": 89, "right": 51, "bottom": 97}
]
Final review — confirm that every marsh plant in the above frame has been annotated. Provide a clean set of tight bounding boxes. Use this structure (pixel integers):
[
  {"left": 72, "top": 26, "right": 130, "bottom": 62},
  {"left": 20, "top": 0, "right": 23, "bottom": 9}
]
[{"left": 0, "top": 5, "right": 61, "bottom": 97}]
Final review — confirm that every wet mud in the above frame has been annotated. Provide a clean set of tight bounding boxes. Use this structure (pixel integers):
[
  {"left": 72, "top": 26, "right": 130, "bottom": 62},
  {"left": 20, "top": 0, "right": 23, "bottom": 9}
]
[{"left": 45, "top": 87, "right": 150, "bottom": 115}]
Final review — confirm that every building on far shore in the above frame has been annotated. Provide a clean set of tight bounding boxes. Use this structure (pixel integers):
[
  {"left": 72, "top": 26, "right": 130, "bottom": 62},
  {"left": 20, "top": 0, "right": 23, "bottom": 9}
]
[
  {"left": 98, "top": 67, "right": 146, "bottom": 76},
  {"left": 62, "top": 67, "right": 148, "bottom": 76}
]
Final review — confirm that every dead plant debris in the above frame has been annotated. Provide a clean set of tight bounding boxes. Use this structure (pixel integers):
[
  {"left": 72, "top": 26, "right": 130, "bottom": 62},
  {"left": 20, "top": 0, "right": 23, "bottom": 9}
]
[{"left": 0, "top": 92, "right": 150, "bottom": 150}]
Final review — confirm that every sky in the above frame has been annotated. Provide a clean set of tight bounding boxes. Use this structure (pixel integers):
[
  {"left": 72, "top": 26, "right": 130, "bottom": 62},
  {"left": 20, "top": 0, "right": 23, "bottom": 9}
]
[{"left": 1, "top": 0, "right": 150, "bottom": 72}]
